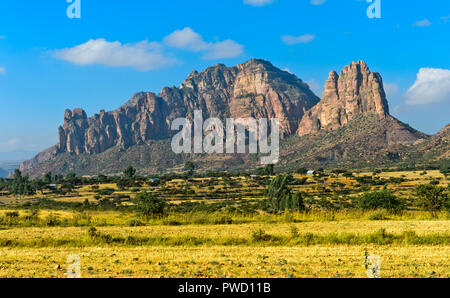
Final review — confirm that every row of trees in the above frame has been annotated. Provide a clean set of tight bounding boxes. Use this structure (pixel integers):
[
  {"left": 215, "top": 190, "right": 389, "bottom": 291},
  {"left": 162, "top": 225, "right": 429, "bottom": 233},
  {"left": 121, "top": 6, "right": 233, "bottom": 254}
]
[{"left": 264, "top": 174, "right": 449, "bottom": 215}]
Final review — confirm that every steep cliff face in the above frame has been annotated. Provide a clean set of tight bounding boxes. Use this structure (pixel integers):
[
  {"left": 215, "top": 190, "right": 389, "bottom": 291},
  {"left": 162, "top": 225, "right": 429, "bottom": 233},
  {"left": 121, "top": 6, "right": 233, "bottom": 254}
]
[
  {"left": 55, "top": 59, "right": 319, "bottom": 156},
  {"left": 21, "top": 59, "right": 442, "bottom": 177},
  {"left": 298, "top": 61, "right": 389, "bottom": 136},
  {"left": 57, "top": 93, "right": 171, "bottom": 155}
]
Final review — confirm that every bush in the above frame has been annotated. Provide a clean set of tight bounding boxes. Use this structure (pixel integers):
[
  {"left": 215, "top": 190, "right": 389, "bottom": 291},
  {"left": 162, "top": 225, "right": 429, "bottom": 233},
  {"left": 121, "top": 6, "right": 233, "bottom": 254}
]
[
  {"left": 98, "top": 188, "right": 115, "bottom": 196},
  {"left": 126, "top": 218, "right": 144, "bottom": 227},
  {"left": 134, "top": 191, "right": 167, "bottom": 220},
  {"left": 5, "top": 211, "right": 19, "bottom": 218},
  {"left": 289, "top": 225, "right": 299, "bottom": 238},
  {"left": 358, "top": 191, "right": 405, "bottom": 213},
  {"left": 251, "top": 229, "right": 272, "bottom": 242},
  {"left": 368, "top": 211, "right": 389, "bottom": 221},
  {"left": 415, "top": 184, "right": 448, "bottom": 216},
  {"left": 212, "top": 215, "right": 233, "bottom": 225}
]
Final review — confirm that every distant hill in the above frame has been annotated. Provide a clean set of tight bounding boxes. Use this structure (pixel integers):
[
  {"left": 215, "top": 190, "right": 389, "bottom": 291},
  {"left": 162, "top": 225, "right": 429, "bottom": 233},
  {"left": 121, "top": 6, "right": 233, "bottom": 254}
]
[{"left": 20, "top": 59, "right": 448, "bottom": 177}]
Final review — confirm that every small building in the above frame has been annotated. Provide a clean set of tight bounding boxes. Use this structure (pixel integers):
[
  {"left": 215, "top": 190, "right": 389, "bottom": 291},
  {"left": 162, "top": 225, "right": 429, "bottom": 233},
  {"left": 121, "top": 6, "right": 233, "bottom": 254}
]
[
  {"left": 306, "top": 170, "right": 316, "bottom": 175},
  {"left": 149, "top": 178, "right": 160, "bottom": 182},
  {"left": 250, "top": 175, "right": 258, "bottom": 178}
]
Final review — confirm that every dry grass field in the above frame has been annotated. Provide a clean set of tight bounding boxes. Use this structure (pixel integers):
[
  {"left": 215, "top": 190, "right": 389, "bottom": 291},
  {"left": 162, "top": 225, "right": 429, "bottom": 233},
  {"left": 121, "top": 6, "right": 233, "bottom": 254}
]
[
  {"left": 1, "top": 245, "right": 448, "bottom": 278},
  {"left": 0, "top": 170, "right": 448, "bottom": 278}
]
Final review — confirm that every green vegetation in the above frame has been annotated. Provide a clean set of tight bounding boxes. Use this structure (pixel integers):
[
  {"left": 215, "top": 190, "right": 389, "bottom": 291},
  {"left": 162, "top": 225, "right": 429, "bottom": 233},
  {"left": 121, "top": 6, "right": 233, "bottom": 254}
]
[
  {"left": 415, "top": 184, "right": 449, "bottom": 216},
  {"left": 357, "top": 191, "right": 405, "bottom": 213},
  {"left": 134, "top": 191, "right": 167, "bottom": 220}
]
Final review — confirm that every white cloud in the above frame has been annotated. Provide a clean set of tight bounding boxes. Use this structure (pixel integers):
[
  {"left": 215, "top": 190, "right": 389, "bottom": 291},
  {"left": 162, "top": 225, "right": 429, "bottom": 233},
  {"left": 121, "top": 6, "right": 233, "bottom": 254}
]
[
  {"left": 202, "top": 40, "right": 243, "bottom": 59},
  {"left": 0, "top": 67, "right": 5, "bottom": 75},
  {"left": 163, "top": 27, "right": 243, "bottom": 59},
  {"left": 405, "top": 68, "right": 450, "bottom": 105},
  {"left": 52, "top": 38, "right": 176, "bottom": 71},
  {"left": 281, "top": 34, "right": 315, "bottom": 45},
  {"left": 441, "top": 15, "right": 450, "bottom": 23},
  {"left": 243, "top": 0, "right": 274, "bottom": 7},
  {"left": 412, "top": 19, "right": 432, "bottom": 27},
  {"left": 163, "top": 27, "right": 208, "bottom": 51},
  {"left": 0, "top": 36, "right": 5, "bottom": 40},
  {"left": 310, "top": 0, "right": 326, "bottom": 5}
]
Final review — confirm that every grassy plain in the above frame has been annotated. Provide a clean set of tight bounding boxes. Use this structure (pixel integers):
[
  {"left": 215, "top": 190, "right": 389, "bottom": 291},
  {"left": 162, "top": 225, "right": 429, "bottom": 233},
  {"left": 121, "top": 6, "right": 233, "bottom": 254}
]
[{"left": 0, "top": 170, "right": 448, "bottom": 278}]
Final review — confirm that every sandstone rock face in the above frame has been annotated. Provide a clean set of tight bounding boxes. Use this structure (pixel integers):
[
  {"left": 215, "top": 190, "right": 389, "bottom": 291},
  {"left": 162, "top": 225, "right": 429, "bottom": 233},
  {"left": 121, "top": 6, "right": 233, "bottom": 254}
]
[
  {"left": 297, "top": 61, "right": 389, "bottom": 136},
  {"left": 55, "top": 59, "right": 319, "bottom": 156},
  {"left": 21, "top": 59, "right": 440, "bottom": 177}
]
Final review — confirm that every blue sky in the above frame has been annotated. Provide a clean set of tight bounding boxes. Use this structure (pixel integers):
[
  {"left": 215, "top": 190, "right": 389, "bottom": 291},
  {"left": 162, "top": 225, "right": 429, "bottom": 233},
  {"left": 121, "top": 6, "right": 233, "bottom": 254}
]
[{"left": 0, "top": 0, "right": 449, "bottom": 161}]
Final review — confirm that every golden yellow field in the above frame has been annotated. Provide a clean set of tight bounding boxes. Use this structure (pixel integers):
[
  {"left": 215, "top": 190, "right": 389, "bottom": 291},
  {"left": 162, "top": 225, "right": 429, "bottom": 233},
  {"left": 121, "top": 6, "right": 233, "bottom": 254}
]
[
  {"left": 1, "top": 245, "right": 448, "bottom": 278},
  {"left": 0, "top": 170, "right": 448, "bottom": 278}
]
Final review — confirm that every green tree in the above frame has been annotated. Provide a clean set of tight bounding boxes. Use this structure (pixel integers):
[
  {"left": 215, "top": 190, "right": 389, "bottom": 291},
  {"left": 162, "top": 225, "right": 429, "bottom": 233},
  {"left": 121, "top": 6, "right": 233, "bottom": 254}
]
[
  {"left": 295, "top": 167, "right": 308, "bottom": 175},
  {"left": 134, "top": 191, "right": 167, "bottom": 220},
  {"left": 358, "top": 191, "right": 405, "bottom": 213},
  {"left": 415, "top": 184, "right": 448, "bottom": 216},
  {"left": 43, "top": 172, "right": 53, "bottom": 184},
  {"left": 265, "top": 175, "right": 305, "bottom": 212},
  {"left": 13, "top": 169, "right": 22, "bottom": 181},
  {"left": 440, "top": 166, "right": 449, "bottom": 177},
  {"left": 264, "top": 164, "right": 274, "bottom": 176},
  {"left": 123, "top": 166, "right": 137, "bottom": 179},
  {"left": 184, "top": 161, "right": 195, "bottom": 176}
]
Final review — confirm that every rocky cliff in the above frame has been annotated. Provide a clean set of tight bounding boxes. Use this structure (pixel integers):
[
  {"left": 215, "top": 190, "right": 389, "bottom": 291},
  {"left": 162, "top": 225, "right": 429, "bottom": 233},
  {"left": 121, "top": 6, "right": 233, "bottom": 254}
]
[
  {"left": 55, "top": 59, "right": 319, "bottom": 157},
  {"left": 298, "top": 61, "right": 389, "bottom": 136},
  {"left": 20, "top": 59, "right": 445, "bottom": 177}
]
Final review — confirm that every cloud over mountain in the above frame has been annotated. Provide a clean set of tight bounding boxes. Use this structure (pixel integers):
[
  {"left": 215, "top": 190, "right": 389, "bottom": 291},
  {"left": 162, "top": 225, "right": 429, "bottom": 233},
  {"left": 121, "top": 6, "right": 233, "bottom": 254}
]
[
  {"left": 163, "top": 27, "right": 243, "bottom": 59},
  {"left": 52, "top": 39, "right": 175, "bottom": 71},
  {"left": 405, "top": 68, "right": 450, "bottom": 105}
]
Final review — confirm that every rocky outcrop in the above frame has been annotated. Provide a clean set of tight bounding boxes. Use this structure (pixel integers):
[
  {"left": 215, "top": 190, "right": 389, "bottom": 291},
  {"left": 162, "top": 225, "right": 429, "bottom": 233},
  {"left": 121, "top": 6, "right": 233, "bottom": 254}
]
[
  {"left": 55, "top": 59, "right": 319, "bottom": 156},
  {"left": 20, "top": 59, "right": 320, "bottom": 172},
  {"left": 21, "top": 59, "right": 442, "bottom": 177},
  {"left": 298, "top": 61, "right": 389, "bottom": 136}
]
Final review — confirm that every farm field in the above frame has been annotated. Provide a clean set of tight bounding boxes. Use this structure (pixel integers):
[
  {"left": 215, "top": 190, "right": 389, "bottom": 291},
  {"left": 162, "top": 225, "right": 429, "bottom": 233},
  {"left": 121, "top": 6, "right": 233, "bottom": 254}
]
[
  {"left": 0, "top": 169, "right": 449, "bottom": 278},
  {"left": 1, "top": 245, "right": 448, "bottom": 278}
]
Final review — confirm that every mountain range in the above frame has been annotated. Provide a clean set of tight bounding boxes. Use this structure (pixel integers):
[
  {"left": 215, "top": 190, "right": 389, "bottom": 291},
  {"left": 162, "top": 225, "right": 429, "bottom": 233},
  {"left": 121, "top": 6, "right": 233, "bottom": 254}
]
[{"left": 19, "top": 59, "right": 449, "bottom": 177}]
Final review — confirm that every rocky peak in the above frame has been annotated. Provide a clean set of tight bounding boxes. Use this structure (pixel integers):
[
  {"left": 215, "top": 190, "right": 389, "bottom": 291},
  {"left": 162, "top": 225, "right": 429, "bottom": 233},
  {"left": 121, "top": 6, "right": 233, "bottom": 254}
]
[
  {"left": 51, "top": 59, "right": 320, "bottom": 157},
  {"left": 297, "top": 61, "right": 389, "bottom": 136}
]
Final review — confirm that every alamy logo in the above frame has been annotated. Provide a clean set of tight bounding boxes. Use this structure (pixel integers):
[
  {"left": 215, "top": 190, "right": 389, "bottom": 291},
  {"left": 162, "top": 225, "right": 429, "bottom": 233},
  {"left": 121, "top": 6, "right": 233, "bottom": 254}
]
[
  {"left": 171, "top": 110, "right": 280, "bottom": 165},
  {"left": 67, "top": 0, "right": 81, "bottom": 19},
  {"left": 367, "top": 0, "right": 381, "bottom": 19},
  {"left": 66, "top": 254, "right": 81, "bottom": 278}
]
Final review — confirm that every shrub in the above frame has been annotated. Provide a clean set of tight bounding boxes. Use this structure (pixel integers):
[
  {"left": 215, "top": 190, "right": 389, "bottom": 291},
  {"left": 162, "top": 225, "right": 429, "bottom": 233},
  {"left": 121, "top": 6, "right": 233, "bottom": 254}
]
[
  {"left": 368, "top": 211, "right": 388, "bottom": 221},
  {"left": 126, "top": 218, "right": 144, "bottom": 227},
  {"left": 251, "top": 229, "right": 272, "bottom": 242},
  {"left": 5, "top": 211, "right": 19, "bottom": 218},
  {"left": 134, "top": 191, "right": 167, "bottom": 220},
  {"left": 212, "top": 215, "right": 233, "bottom": 225},
  {"left": 98, "top": 188, "right": 115, "bottom": 196},
  {"left": 289, "top": 225, "right": 299, "bottom": 238},
  {"left": 45, "top": 214, "right": 60, "bottom": 226},
  {"left": 415, "top": 184, "right": 448, "bottom": 216},
  {"left": 358, "top": 191, "right": 405, "bottom": 213}
]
